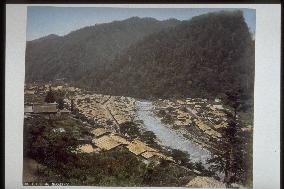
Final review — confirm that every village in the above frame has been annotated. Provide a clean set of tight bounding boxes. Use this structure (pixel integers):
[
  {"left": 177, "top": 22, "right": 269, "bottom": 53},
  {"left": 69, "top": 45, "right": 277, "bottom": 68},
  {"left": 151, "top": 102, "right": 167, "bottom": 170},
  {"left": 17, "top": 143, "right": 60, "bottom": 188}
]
[
  {"left": 23, "top": 82, "right": 252, "bottom": 187},
  {"left": 152, "top": 98, "right": 232, "bottom": 152},
  {"left": 23, "top": 82, "right": 244, "bottom": 156},
  {"left": 24, "top": 81, "right": 255, "bottom": 153},
  {"left": 24, "top": 82, "right": 174, "bottom": 164}
]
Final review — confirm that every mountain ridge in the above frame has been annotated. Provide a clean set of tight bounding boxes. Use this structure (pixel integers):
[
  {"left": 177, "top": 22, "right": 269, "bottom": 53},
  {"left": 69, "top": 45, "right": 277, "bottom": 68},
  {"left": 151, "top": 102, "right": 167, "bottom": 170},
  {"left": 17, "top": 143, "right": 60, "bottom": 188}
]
[
  {"left": 25, "top": 16, "right": 181, "bottom": 82},
  {"left": 26, "top": 11, "right": 254, "bottom": 101},
  {"left": 78, "top": 10, "right": 255, "bottom": 100}
]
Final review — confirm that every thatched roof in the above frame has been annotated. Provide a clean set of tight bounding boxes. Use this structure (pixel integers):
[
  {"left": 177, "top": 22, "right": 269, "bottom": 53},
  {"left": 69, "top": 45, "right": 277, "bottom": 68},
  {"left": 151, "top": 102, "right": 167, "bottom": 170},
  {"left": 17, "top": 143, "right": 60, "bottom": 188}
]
[
  {"left": 186, "top": 176, "right": 226, "bottom": 188},
  {"left": 140, "top": 151, "right": 155, "bottom": 159},
  {"left": 59, "top": 109, "right": 71, "bottom": 114},
  {"left": 33, "top": 104, "right": 57, "bottom": 113},
  {"left": 141, "top": 151, "right": 173, "bottom": 161},
  {"left": 93, "top": 135, "right": 121, "bottom": 150},
  {"left": 91, "top": 128, "right": 110, "bottom": 137},
  {"left": 109, "top": 134, "right": 130, "bottom": 145},
  {"left": 126, "top": 140, "right": 157, "bottom": 155},
  {"left": 77, "top": 144, "right": 100, "bottom": 153},
  {"left": 24, "top": 106, "right": 33, "bottom": 113}
]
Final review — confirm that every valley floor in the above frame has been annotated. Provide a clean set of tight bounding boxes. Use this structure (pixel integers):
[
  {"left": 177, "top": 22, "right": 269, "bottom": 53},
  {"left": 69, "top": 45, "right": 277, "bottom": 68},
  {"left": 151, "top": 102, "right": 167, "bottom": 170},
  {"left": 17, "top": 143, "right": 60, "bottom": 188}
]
[{"left": 23, "top": 82, "right": 252, "bottom": 187}]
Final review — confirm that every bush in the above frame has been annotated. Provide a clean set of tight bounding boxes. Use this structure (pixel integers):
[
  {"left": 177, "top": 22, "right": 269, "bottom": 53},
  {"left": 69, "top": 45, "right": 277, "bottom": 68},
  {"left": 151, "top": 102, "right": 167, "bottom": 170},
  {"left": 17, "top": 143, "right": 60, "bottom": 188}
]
[
  {"left": 119, "top": 122, "right": 141, "bottom": 139},
  {"left": 161, "top": 114, "right": 174, "bottom": 125},
  {"left": 171, "top": 149, "right": 190, "bottom": 165},
  {"left": 140, "top": 131, "right": 157, "bottom": 145}
]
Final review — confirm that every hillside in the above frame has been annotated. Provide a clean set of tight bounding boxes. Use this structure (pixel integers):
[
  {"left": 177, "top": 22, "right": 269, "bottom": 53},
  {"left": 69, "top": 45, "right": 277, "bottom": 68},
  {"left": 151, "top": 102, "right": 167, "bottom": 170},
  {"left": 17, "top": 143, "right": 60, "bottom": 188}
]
[
  {"left": 25, "top": 17, "right": 180, "bottom": 82},
  {"left": 26, "top": 11, "right": 254, "bottom": 101},
  {"left": 85, "top": 11, "right": 254, "bottom": 100}
]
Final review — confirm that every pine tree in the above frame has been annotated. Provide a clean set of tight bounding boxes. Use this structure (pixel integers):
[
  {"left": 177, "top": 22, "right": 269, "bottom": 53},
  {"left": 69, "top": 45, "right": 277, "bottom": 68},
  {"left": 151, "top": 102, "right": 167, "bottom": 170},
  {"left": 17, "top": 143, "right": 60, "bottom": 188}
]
[
  {"left": 57, "top": 98, "right": 64, "bottom": 110},
  {"left": 70, "top": 99, "right": 74, "bottom": 112},
  {"left": 208, "top": 88, "right": 248, "bottom": 187},
  {"left": 44, "top": 86, "right": 56, "bottom": 103}
]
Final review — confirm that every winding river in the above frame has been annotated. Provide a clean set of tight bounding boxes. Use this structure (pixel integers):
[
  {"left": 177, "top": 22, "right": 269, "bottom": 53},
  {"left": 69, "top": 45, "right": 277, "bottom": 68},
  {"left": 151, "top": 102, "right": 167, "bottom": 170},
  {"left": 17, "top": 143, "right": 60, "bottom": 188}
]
[{"left": 135, "top": 100, "right": 211, "bottom": 165}]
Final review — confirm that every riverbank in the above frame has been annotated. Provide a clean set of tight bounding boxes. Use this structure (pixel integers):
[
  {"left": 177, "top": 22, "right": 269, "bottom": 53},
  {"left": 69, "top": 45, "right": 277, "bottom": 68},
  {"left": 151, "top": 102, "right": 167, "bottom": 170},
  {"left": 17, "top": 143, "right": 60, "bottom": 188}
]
[{"left": 135, "top": 100, "right": 211, "bottom": 165}]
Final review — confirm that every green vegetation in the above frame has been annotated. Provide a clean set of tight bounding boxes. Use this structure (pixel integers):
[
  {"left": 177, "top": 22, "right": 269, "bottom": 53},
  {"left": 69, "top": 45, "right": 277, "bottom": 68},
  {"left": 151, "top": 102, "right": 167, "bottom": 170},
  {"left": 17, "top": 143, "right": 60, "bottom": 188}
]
[
  {"left": 25, "top": 17, "right": 179, "bottom": 82},
  {"left": 24, "top": 10, "right": 254, "bottom": 187},
  {"left": 207, "top": 91, "right": 253, "bottom": 188},
  {"left": 142, "top": 160, "right": 193, "bottom": 186},
  {"left": 56, "top": 98, "right": 65, "bottom": 110},
  {"left": 157, "top": 109, "right": 166, "bottom": 117},
  {"left": 161, "top": 114, "right": 174, "bottom": 125},
  {"left": 26, "top": 11, "right": 254, "bottom": 107},
  {"left": 23, "top": 115, "right": 195, "bottom": 186},
  {"left": 140, "top": 131, "right": 157, "bottom": 146},
  {"left": 90, "top": 11, "right": 254, "bottom": 103},
  {"left": 171, "top": 149, "right": 191, "bottom": 165},
  {"left": 119, "top": 121, "right": 141, "bottom": 139},
  {"left": 44, "top": 86, "right": 56, "bottom": 103},
  {"left": 119, "top": 122, "right": 159, "bottom": 148}
]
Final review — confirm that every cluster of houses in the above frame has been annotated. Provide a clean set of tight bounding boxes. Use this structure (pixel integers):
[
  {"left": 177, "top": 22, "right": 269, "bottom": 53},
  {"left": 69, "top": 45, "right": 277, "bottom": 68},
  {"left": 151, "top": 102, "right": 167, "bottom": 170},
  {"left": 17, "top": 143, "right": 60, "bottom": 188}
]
[
  {"left": 153, "top": 98, "right": 229, "bottom": 140},
  {"left": 24, "top": 102, "right": 71, "bottom": 118},
  {"left": 105, "top": 96, "right": 136, "bottom": 125},
  {"left": 66, "top": 94, "right": 113, "bottom": 125},
  {"left": 25, "top": 83, "right": 82, "bottom": 96},
  {"left": 76, "top": 127, "right": 173, "bottom": 163},
  {"left": 64, "top": 92, "right": 136, "bottom": 129},
  {"left": 24, "top": 83, "right": 137, "bottom": 130}
]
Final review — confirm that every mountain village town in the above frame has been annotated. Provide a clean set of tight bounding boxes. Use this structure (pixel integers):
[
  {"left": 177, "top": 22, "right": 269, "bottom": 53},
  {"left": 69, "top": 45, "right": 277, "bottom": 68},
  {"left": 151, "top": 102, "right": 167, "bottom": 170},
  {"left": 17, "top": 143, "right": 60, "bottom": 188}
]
[{"left": 23, "top": 82, "right": 252, "bottom": 187}]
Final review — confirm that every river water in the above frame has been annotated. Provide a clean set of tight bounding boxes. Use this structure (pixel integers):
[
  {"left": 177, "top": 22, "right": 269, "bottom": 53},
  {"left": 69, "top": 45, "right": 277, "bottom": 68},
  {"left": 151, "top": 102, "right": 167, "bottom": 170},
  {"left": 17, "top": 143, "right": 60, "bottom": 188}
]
[{"left": 135, "top": 100, "right": 211, "bottom": 165}]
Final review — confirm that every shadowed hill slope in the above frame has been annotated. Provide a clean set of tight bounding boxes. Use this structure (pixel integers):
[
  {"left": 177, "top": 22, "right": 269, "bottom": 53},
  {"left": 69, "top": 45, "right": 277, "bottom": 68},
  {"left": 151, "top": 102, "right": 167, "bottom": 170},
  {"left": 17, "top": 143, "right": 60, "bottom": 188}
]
[
  {"left": 25, "top": 17, "right": 180, "bottom": 82},
  {"left": 84, "top": 11, "right": 254, "bottom": 100}
]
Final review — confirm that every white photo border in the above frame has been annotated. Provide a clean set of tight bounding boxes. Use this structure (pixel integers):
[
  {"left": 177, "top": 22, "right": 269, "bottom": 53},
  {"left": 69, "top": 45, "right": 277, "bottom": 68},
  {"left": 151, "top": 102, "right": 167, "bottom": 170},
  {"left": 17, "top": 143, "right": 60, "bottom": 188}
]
[{"left": 5, "top": 4, "right": 281, "bottom": 189}]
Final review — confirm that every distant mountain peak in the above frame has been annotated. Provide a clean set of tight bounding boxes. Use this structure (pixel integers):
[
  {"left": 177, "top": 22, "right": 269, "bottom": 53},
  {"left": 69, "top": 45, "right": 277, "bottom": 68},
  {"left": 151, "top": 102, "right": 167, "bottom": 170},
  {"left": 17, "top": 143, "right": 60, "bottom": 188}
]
[{"left": 29, "top": 34, "right": 60, "bottom": 42}]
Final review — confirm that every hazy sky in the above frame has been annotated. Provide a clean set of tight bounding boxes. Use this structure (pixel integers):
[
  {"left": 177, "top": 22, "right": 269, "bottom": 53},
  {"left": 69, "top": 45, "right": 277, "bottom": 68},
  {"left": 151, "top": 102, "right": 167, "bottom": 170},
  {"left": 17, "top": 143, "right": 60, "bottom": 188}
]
[{"left": 27, "top": 7, "right": 256, "bottom": 41}]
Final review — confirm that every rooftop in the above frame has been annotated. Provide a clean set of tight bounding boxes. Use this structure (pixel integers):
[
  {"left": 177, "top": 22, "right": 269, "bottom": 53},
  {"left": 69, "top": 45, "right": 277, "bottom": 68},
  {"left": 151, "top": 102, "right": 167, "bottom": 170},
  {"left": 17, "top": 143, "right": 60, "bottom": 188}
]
[
  {"left": 33, "top": 104, "right": 57, "bottom": 113},
  {"left": 109, "top": 134, "right": 131, "bottom": 145},
  {"left": 126, "top": 140, "right": 157, "bottom": 155},
  {"left": 93, "top": 135, "right": 122, "bottom": 150},
  {"left": 77, "top": 144, "right": 100, "bottom": 153},
  {"left": 186, "top": 176, "right": 226, "bottom": 188},
  {"left": 91, "top": 128, "right": 110, "bottom": 137}
]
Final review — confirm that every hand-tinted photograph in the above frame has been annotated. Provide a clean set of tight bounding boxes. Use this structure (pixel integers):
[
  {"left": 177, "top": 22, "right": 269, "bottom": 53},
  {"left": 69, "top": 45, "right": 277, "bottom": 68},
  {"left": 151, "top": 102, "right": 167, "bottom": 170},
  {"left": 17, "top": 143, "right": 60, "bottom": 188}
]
[{"left": 23, "top": 6, "right": 255, "bottom": 188}]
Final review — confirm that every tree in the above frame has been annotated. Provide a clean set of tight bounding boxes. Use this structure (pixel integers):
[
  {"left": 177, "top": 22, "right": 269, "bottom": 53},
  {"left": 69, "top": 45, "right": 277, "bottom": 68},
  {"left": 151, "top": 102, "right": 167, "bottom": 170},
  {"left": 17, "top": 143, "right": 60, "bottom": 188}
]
[
  {"left": 70, "top": 99, "right": 75, "bottom": 112},
  {"left": 141, "top": 131, "right": 157, "bottom": 145},
  {"left": 171, "top": 149, "right": 190, "bottom": 165},
  {"left": 208, "top": 89, "right": 251, "bottom": 187},
  {"left": 57, "top": 98, "right": 65, "bottom": 110},
  {"left": 119, "top": 122, "right": 141, "bottom": 139},
  {"left": 44, "top": 86, "right": 56, "bottom": 103}
]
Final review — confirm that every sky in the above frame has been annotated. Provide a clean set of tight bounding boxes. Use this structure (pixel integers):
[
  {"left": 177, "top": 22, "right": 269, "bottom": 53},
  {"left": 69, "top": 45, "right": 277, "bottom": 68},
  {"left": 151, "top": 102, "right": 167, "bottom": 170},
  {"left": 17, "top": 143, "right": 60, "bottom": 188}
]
[{"left": 27, "top": 7, "right": 256, "bottom": 41}]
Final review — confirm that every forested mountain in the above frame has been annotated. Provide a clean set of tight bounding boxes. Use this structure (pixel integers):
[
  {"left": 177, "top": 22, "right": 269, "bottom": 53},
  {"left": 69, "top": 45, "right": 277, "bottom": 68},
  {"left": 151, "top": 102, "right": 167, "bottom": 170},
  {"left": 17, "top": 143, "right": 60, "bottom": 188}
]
[
  {"left": 25, "top": 17, "right": 180, "bottom": 82},
  {"left": 82, "top": 11, "right": 254, "bottom": 99},
  {"left": 26, "top": 11, "right": 254, "bottom": 100}
]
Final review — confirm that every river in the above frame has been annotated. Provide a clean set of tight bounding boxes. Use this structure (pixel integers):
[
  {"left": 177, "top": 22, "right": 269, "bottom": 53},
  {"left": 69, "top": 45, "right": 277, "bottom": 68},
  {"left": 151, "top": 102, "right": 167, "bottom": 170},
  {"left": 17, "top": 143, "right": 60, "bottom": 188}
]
[{"left": 135, "top": 100, "right": 211, "bottom": 165}]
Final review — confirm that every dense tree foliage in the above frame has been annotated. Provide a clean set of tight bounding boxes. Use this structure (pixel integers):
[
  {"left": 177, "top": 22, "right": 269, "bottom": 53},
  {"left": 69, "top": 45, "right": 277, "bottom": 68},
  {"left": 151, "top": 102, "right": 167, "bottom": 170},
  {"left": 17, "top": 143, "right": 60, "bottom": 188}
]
[
  {"left": 88, "top": 11, "right": 254, "bottom": 101},
  {"left": 119, "top": 121, "right": 141, "bottom": 139},
  {"left": 23, "top": 116, "right": 195, "bottom": 186},
  {"left": 140, "top": 131, "right": 157, "bottom": 146},
  {"left": 207, "top": 91, "right": 253, "bottom": 187},
  {"left": 56, "top": 98, "right": 65, "bottom": 110},
  {"left": 26, "top": 11, "right": 254, "bottom": 103},
  {"left": 25, "top": 17, "right": 179, "bottom": 82},
  {"left": 44, "top": 87, "right": 56, "bottom": 103}
]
